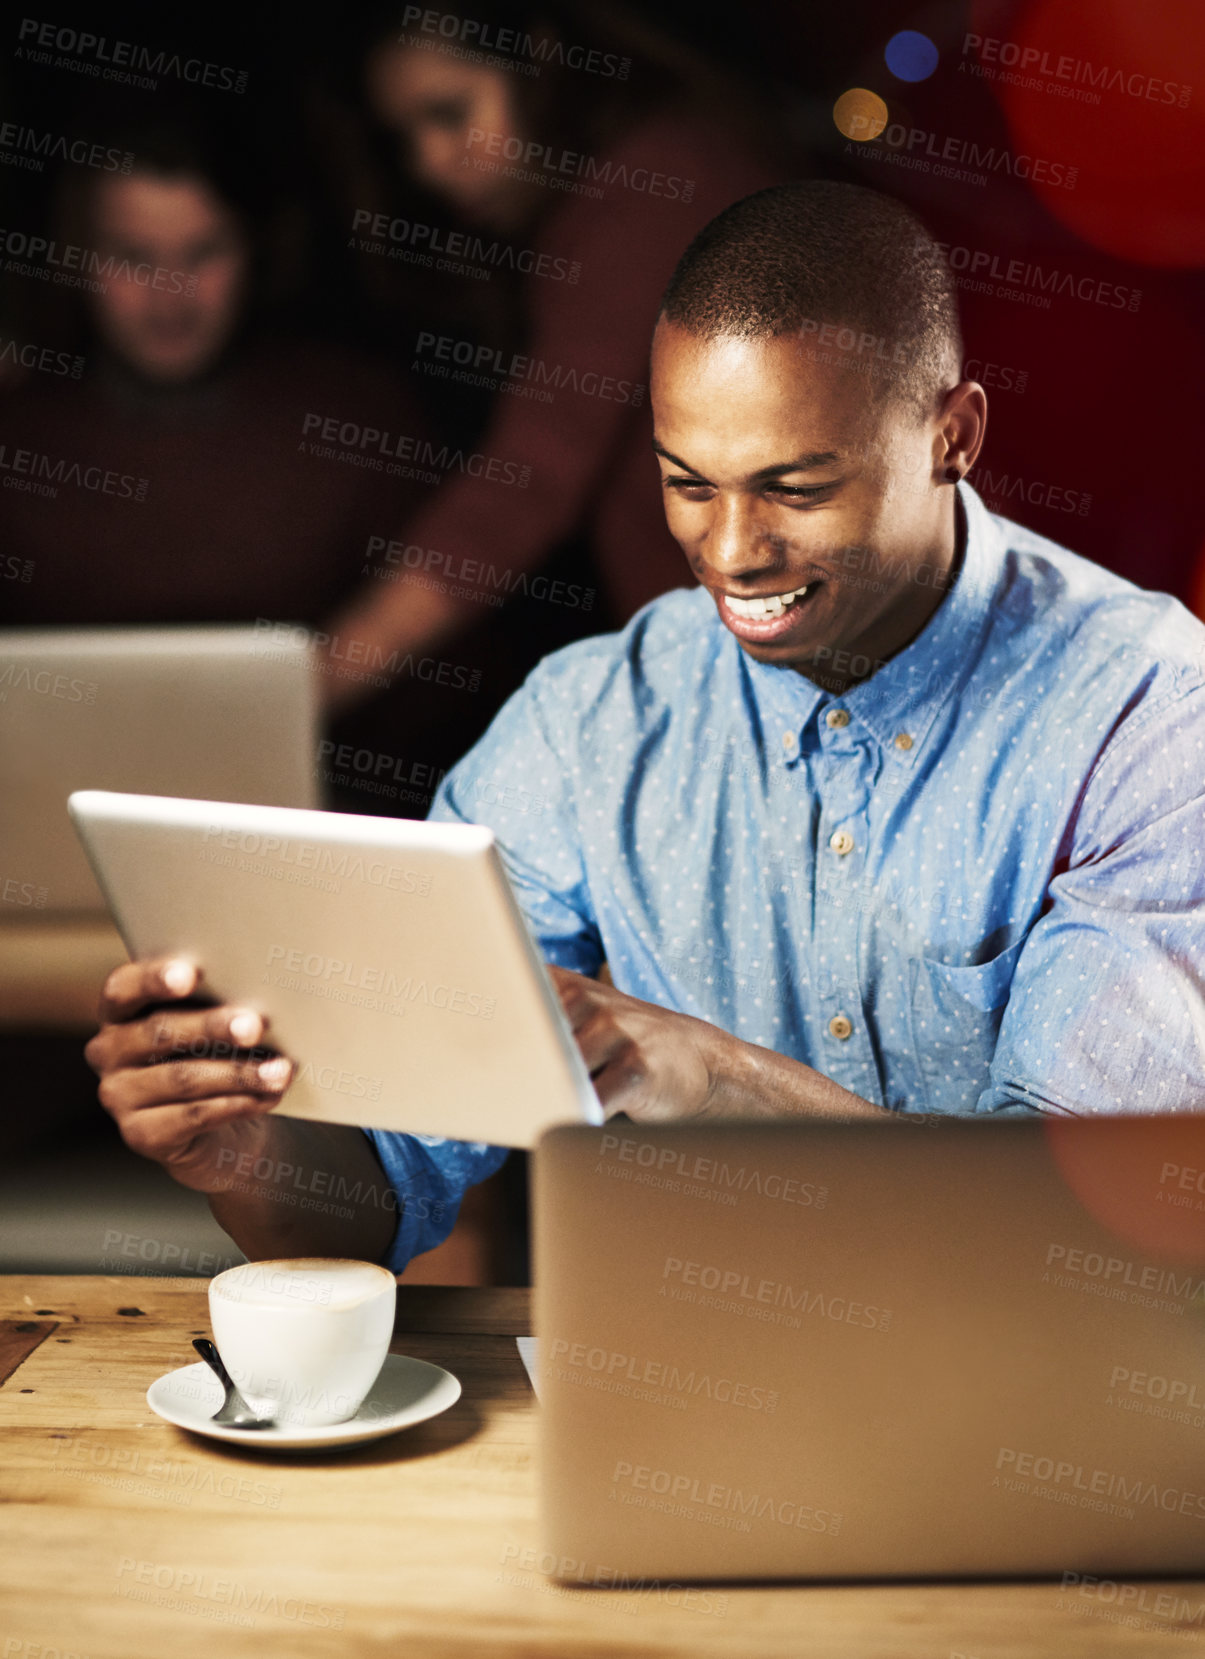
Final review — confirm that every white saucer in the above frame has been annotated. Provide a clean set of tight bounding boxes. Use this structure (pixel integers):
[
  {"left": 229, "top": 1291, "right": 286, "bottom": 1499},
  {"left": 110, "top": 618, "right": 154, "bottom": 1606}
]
[{"left": 146, "top": 1353, "right": 462, "bottom": 1451}]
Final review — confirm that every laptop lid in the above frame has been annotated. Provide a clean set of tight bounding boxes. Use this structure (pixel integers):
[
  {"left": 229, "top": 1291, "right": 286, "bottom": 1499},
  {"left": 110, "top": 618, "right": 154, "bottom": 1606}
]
[
  {"left": 0, "top": 627, "right": 317, "bottom": 915},
  {"left": 534, "top": 1115, "right": 1205, "bottom": 1581}
]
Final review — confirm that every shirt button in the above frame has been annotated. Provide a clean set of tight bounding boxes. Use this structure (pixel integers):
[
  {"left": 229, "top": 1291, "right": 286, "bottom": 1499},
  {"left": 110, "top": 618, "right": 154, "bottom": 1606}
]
[
  {"left": 825, "top": 708, "right": 850, "bottom": 729},
  {"left": 828, "top": 1014, "right": 853, "bottom": 1040},
  {"left": 894, "top": 732, "right": 913, "bottom": 751},
  {"left": 782, "top": 731, "right": 796, "bottom": 753},
  {"left": 829, "top": 830, "right": 854, "bottom": 856}
]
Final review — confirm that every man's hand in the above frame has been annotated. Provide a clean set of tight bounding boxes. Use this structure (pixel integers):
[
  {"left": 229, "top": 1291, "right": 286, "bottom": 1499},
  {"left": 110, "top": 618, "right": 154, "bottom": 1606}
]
[
  {"left": 549, "top": 966, "right": 889, "bottom": 1124},
  {"left": 84, "top": 956, "right": 294, "bottom": 1193},
  {"left": 85, "top": 956, "right": 399, "bottom": 1263},
  {"left": 550, "top": 966, "right": 721, "bottom": 1121}
]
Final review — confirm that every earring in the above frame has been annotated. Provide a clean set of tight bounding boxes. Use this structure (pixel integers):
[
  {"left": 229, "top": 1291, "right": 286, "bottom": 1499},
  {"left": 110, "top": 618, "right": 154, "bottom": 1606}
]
[{"left": 944, "top": 465, "right": 963, "bottom": 484}]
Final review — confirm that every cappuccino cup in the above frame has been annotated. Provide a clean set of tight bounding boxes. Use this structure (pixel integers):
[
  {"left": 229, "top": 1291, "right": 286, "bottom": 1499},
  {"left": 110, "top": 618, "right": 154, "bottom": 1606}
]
[{"left": 208, "top": 1258, "right": 396, "bottom": 1427}]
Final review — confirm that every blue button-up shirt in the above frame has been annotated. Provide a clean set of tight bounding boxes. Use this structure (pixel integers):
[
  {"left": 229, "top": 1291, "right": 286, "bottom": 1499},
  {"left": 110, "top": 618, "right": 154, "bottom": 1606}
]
[{"left": 369, "top": 482, "right": 1205, "bottom": 1266}]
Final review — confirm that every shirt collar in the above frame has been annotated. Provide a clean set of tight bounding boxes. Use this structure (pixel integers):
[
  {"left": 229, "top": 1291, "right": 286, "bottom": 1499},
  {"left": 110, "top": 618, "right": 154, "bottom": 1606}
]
[{"left": 735, "top": 482, "right": 1003, "bottom": 768}]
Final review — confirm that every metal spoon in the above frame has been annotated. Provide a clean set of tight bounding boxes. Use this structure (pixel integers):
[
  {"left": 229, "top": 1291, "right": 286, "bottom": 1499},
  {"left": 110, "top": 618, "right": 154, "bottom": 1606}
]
[{"left": 191, "top": 1338, "right": 277, "bottom": 1430}]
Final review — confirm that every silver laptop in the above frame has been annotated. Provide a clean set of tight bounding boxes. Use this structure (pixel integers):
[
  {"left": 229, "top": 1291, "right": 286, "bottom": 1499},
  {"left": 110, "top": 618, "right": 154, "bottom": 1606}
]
[
  {"left": 535, "top": 1114, "right": 1205, "bottom": 1580},
  {"left": 0, "top": 627, "right": 317, "bottom": 916}
]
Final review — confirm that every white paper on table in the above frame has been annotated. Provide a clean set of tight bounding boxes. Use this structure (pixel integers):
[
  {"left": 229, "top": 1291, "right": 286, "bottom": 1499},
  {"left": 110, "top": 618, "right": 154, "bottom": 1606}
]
[{"left": 516, "top": 1336, "right": 540, "bottom": 1399}]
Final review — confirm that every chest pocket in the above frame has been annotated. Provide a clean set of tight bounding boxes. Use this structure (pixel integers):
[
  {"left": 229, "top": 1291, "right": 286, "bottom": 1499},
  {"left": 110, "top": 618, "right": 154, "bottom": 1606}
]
[{"left": 906, "top": 937, "right": 1025, "bottom": 1113}]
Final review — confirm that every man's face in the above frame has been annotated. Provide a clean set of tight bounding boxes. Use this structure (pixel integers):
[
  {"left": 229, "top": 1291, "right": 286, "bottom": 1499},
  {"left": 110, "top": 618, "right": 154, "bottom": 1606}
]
[
  {"left": 89, "top": 172, "right": 247, "bottom": 384},
  {"left": 650, "top": 320, "right": 964, "bottom": 685}
]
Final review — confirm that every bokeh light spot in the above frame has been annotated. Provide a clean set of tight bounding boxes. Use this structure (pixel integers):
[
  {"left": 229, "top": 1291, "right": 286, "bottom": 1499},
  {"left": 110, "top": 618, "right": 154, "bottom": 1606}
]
[
  {"left": 976, "top": 0, "right": 1205, "bottom": 267},
  {"left": 1046, "top": 1116, "right": 1205, "bottom": 1265},
  {"left": 885, "top": 29, "right": 939, "bottom": 82},
  {"left": 833, "top": 88, "right": 889, "bottom": 143}
]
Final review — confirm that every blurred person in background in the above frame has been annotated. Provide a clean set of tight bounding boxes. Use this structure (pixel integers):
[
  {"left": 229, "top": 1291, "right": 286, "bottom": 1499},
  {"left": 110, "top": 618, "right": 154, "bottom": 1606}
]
[
  {"left": 0, "top": 109, "right": 426, "bottom": 637},
  {"left": 314, "top": 0, "right": 790, "bottom": 717},
  {"left": 0, "top": 108, "right": 433, "bottom": 1159}
]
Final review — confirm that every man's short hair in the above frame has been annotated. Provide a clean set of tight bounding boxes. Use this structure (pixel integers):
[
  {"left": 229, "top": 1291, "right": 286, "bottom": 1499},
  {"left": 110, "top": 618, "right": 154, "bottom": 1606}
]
[{"left": 659, "top": 181, "right": 962, "bottom": 417}]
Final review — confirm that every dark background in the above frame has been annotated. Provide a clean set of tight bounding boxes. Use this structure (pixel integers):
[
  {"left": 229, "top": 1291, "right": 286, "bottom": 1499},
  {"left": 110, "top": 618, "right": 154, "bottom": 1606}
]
[
  {"left": 2, "top": 0, "right": 1203, "bottom": 1281},
  {"left": 3, "top": 0, "right": 1203, "bottom": 604}
]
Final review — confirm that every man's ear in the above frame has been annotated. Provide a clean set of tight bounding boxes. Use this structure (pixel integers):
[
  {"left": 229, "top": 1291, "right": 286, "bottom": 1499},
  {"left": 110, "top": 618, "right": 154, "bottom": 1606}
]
[{"left": 933, "top": 379, "right": 988, "bottom": 484}]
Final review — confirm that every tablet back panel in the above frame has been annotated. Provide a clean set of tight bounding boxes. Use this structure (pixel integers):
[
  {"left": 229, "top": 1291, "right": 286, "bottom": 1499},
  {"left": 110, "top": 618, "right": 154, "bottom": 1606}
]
[
  {"left": 68, "top": 791, "right": 599, "bottom": 1148},
  {"left": 535, "top": 1116, "right": 1205, "bottom": 1580}
]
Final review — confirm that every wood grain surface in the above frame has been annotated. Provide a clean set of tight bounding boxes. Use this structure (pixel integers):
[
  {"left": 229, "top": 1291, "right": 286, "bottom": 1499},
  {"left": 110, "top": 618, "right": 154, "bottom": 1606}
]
[{"left": 0, "top": 1275, "right": 1200, "bottom": 1658}]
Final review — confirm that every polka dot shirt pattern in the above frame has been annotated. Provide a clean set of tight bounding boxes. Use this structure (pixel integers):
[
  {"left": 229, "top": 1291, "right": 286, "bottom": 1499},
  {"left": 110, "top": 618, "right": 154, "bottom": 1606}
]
[{"left": 369, "top": 482, "right": 1205, "bottom": 1262}]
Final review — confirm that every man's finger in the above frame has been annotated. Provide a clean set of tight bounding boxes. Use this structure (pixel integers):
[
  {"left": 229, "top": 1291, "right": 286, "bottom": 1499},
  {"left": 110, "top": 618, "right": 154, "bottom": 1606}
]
[
  {"left": 97, "top": 957, "right": 204, "bottom": 1026},
  {"left": 573, "top": 1010, "right": 629, "bottom": 1077},
  {"left": 548, "top": 965, "right": 599, "bottom": 1032},
  {"left": 98, "top": 1056, "right": 292, "bottom": 1115},
  {"left": 588, "top": 1045, "right": 645, "bottom": 1111},
  {"left": 121, "top": 1096, "right": 276, "bottom": 1163},
  {"left": 86, "top": 1004, "right": 270, "bottom": 1077}
]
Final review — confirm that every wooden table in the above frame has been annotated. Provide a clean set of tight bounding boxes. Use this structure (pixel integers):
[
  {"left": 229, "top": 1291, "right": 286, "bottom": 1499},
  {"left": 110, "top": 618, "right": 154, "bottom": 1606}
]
[{"left": 1, "top": 1276, "right": 1200, "bottom": 1657}]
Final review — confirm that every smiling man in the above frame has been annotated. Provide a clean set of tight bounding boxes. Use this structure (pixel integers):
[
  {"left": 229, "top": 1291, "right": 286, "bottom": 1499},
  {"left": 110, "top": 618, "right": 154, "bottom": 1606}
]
[{"left": 86, "top": 182, "right": 1205, "bottom": 1272}]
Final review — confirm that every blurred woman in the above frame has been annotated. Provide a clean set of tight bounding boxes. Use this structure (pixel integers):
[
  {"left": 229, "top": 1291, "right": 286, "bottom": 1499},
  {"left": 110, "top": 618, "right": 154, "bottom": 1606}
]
[{"left": 317, "top": 0, "right": 790, "bottom": 710}]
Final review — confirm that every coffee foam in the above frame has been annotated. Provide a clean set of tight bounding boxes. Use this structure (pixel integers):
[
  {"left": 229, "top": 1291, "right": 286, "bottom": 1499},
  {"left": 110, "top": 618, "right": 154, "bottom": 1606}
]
[{"left": 211, "top": 1258, "right": 393, "bottom": 1310}]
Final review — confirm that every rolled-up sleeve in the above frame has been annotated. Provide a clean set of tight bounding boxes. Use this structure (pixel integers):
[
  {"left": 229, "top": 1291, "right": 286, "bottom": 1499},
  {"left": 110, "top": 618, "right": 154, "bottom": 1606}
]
[
  {"left": 364, "top": 1130, "right": 510, "bottom": 1273},
  {"left": 977, "top": 685, "right": 1205, "bottom": 1115}
]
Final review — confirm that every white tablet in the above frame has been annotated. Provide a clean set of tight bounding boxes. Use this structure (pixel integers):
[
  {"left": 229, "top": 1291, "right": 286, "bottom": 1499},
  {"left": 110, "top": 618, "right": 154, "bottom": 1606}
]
[{"left": 67, "top": 790, "right": 603, "bottom": 1149}]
